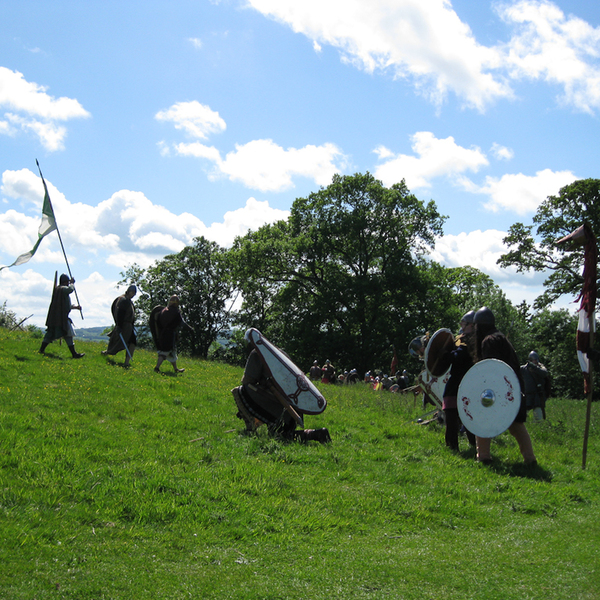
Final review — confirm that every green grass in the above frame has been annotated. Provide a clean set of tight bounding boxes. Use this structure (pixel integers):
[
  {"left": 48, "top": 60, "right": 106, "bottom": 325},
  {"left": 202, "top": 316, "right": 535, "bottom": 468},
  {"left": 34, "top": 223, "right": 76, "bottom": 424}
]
[{"left": 1, "top": 329, "right": 599, "bottom": 599}]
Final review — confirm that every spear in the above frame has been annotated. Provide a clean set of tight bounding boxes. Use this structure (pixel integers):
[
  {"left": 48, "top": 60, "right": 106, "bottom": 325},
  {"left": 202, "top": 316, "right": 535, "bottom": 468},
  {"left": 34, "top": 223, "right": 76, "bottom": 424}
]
[{"left": 36, "top": 160, "right": 84, "bottom": 320}]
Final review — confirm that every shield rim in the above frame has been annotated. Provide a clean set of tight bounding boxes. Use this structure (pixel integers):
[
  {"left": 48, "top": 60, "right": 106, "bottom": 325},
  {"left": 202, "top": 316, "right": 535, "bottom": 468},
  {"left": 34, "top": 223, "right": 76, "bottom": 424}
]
[{"left": 424, "top": 328, "right": 454, "bottom": 378}]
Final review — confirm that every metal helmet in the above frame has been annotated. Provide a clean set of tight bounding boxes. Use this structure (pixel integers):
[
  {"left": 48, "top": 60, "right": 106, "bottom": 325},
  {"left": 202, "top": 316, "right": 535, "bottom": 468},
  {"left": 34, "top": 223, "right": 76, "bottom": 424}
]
[
  {"left": 409, "top": 335, "right": 425, "bottom": 358},
  {"left": 59, "top": 273, "right": 70, "bottom": 285},
  {"left": 528, "top": 351, "right": 540, "bottom": 363},
  {"left": 474, "top": 306, "right": 495, "bottom": 326},
  {"left": 460, "top": 310, "right": 475, "bottom": 324}
]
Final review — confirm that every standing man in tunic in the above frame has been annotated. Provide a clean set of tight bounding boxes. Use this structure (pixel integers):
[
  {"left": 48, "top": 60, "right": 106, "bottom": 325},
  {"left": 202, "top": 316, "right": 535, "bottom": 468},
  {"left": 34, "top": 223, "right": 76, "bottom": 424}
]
[{"left": 39, "top": 274, "right": 84, "bottom": 359}]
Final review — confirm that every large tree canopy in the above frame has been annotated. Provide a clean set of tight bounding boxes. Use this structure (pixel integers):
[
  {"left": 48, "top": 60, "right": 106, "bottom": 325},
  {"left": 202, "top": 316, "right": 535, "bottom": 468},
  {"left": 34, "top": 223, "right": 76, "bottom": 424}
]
[
  {"left": 498, "top": 179, "right": 600, "bottom": 309},
  {"left": 232, "top": 172, "right": 446, "bottom": 374},
  {"left": 121, "top": 237, "right": 235, "bottom": 358}
]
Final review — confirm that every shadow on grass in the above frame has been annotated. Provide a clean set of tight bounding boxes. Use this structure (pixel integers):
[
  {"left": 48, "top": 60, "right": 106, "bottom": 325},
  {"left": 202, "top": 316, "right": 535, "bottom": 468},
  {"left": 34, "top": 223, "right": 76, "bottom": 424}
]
[
  {"left": 482, "top": 459, "right": 553, "bottom": 482},
  {"left": 39, "top": 352, "right": 65, "bottom": 360}
]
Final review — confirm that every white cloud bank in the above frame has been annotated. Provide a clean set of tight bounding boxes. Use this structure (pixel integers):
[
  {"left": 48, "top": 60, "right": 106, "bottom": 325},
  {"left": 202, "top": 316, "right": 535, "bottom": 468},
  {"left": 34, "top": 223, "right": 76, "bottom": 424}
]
[
  {"left": 373, "top": 131, "right": 576, "bottom": 216},
  {"left": 157, "top": 100, "right": 348, "bottom": 192},
  {"left": 0, "top": 67, "right": 90, "bottom": 150},
  {"left": 246, "top": 0, "right": 600, "bottom": 113},
  {"left": 0, "top": 168, "right": 290, "bottom": 326},
  {"left": 374, "top": 132, "right": 488, "bottom": 190}
]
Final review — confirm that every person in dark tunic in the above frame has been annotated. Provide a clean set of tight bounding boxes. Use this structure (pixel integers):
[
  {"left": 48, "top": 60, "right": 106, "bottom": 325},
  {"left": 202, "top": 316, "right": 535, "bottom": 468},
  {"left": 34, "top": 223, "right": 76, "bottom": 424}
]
[
  {"left": 154, "top": 295, "right": 185, "bottom": 374},
  {"left": 39, "top": 273, "right": 84, "bottom": 359},
  {"left": 441, "top": 311, "right": 477, "bottom": 451},
  {"left": 521, "top": 351, "right": 551, "bottom": 422},
  {"left": 102, "top": 285, "right": 137, "bottom": 367},
  {"left": 471, "top": 307, "right": 536, "bottom": 465}
]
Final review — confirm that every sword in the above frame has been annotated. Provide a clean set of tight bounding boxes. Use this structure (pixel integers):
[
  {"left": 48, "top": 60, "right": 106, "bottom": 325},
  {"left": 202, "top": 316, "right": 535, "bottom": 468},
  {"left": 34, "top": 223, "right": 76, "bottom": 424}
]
[{"left": 119, "top": 331, "right": 133, "bottom": 362}]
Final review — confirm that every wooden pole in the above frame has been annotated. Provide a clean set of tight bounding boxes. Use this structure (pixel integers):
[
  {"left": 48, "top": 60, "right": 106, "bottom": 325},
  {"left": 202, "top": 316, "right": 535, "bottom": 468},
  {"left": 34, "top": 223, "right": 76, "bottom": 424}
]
[{"left": 582, "top": 317, "right": 594, "bottom": 470}]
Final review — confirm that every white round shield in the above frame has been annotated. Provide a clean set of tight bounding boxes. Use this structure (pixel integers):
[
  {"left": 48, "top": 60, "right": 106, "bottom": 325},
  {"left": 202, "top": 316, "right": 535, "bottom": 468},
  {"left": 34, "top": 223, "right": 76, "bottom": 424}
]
[
  {"left": 424, "top": 328, "right": 454, "bottom": 378},
  {"left": 457, "top": 359, "right": 521, "bottom": 438}
]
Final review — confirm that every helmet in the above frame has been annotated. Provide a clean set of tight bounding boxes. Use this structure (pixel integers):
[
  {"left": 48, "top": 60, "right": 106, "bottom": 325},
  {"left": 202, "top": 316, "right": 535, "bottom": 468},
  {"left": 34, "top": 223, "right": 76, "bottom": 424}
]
[
  {"left": 474, "top": 306, "right": 495, "bottom": 326},
  {"left": 460, "top": 310, "right": 475, "bottom": 324},
  {"left": 528, "top": 351, "right": 540, "bottom": 363},
  {"left": 409, "top": 336, "right": 425, "bottom": 358},
  {"left": 59, "top": 273, "right": 70, "bottom": 285}
]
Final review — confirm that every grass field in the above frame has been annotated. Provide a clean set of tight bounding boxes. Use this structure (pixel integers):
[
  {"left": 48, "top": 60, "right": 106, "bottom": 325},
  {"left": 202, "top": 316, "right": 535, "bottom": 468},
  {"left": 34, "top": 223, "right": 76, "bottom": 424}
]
[{"left": 0, "top": 329, "right": 599, "bottom": 599}]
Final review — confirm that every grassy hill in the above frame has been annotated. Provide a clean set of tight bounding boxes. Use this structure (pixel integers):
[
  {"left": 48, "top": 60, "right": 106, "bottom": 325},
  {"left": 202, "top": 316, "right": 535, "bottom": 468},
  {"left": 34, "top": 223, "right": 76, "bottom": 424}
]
[{"left": 0, "top": 329, "right": 599, "bottom": 599}]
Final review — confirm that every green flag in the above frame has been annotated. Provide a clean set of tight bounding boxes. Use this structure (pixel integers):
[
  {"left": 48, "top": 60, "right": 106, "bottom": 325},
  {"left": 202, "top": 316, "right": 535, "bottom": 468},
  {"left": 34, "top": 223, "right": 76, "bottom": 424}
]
[{"left": 0, "top": 171, "right": 57, "bottom": 271}]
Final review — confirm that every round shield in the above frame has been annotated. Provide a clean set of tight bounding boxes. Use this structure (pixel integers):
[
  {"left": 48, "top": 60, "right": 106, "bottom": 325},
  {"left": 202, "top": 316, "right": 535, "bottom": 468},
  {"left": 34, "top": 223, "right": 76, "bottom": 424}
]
[
  {"left": 424, "top": 328, "right": 454, "bottom": 377},
  {"left": 457, "top": 359, "right": 521, "bottom": 438}
]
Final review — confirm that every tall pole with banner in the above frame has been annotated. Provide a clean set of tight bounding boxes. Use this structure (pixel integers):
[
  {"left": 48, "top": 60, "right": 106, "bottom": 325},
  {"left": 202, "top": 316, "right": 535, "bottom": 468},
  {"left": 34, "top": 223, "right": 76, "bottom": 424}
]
[{"left": 556, "top": 223, "right": 597, "bottom": 469}]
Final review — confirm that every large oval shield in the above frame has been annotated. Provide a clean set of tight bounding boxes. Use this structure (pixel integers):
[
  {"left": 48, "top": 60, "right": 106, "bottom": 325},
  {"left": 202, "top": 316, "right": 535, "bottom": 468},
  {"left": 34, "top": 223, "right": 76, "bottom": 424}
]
[
  {"left": 457, "top": 359, "right": 520, "bottom": 438},
  {"left": 246, "top": 328, "right": 327, "bottom": 415},
  {"left": 425, "top": 328, "right": 455, "bottom": 377}
]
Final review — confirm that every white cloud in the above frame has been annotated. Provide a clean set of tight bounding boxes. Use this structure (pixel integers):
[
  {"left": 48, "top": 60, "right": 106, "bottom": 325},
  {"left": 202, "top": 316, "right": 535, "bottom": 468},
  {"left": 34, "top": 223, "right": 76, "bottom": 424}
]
[
  {"left": 499, "top": 0, "right": 600, "bottom": 113},
  {"left": 175, "top": 138, "right": 347, "bottom": 192},
  {"left": 155, "top": 101, "right": 226, "bottom": 139},
  {"left": 491, "top": 143, "right": 514, "bottom": 161},
  {"left": 431, "top": 228, "right": 576, "bottom": 310},
  {"left": 0, "top": 67, "right": 90, "bottom": 150},
  {"left": 158, "top": 99, "right": 346, "bottom": 191},
  {"left": 246, "top": 0, "right": 511, "bottom": 110},
  {"left": 188, "top": 37, "right": 203, "bottom": 49},
  {"left": 204, "top": 197, "right": 290, "bottom": 247},
  {"left": 0, "top": 169, "right": 294, "bottom": 326},
  {"left": 476, "top": 168, "right": 576, "bottom": 215},
  {"left": 247, "top": 0, "right": 600, "bottom": 114},
  {"left": 374, "top": 131, "right": 488, "bottom": 189}
]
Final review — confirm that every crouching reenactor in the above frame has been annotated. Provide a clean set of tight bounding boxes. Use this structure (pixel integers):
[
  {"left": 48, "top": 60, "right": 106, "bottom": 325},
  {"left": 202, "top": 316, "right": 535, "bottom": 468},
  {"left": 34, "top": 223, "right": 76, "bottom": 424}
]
[{"left": 232, "top": 329, "right": 331, "bottom": 443}]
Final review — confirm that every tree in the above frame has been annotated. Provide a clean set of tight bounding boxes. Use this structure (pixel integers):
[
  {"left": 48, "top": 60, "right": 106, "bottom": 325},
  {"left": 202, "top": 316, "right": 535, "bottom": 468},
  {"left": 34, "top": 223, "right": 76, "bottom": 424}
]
[
  {"left": 121, "top": 237, "right": 235, "bottom": 358},
  {"left": 232, "top": 172, "right": 446, "bottom": 374},
  {"left": 527, "top": 309, "right": 581, "bottom": 398},
  {"left": 498, "top": 179, "right": 600, "bottom": 309}
]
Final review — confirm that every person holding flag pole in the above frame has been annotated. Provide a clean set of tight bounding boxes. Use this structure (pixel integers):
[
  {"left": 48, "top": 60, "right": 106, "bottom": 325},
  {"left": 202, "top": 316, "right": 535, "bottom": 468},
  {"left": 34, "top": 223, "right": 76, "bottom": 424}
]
[
  {"left": 0, "top": 160, "right": 84, "bottom": 320},
  {"left": 39, "top": 272, "right": 84, "bottom": 358}
]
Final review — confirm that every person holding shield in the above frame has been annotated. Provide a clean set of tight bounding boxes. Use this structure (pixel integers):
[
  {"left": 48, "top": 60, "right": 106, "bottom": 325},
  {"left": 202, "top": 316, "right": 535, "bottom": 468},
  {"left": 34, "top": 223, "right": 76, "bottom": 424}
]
[
  {"left": 441, "top": 311, "right": 477, "bottom": 451},
  {"left": 471, "top": 307, "right": 537, "bottom": 466}
]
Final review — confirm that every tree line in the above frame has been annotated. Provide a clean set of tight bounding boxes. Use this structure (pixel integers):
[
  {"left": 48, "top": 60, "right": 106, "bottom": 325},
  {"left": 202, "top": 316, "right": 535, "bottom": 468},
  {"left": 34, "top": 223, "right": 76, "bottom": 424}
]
[{"left": 120, "top": 173, "right": 600, "bottom": 400}]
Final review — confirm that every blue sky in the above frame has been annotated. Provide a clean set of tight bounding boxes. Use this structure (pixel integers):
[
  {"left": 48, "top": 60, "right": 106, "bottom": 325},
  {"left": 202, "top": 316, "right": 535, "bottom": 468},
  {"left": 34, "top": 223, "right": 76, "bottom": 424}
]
[{"left": 1, "top": 0, "right": 598, "bottom": 328}]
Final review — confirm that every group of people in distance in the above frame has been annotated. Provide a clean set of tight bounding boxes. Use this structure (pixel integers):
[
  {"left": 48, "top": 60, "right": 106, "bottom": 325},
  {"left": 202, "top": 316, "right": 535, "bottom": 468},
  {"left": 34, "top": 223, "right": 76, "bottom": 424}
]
[{"left": 437, "top": 306, "right": 550, "bottom": 465}]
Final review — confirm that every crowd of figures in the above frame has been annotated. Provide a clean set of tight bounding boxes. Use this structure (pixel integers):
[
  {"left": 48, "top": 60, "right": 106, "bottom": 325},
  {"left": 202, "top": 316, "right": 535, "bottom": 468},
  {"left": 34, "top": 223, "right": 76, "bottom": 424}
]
[{"left": 37, "top": 277, "right": 551, "bottom": 461}]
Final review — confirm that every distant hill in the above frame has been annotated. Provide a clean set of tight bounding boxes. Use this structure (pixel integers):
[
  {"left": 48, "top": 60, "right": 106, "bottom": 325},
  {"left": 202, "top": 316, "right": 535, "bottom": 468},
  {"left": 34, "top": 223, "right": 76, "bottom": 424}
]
[{"left": 74, "top": 326, "right": 110, "bottom": 343}]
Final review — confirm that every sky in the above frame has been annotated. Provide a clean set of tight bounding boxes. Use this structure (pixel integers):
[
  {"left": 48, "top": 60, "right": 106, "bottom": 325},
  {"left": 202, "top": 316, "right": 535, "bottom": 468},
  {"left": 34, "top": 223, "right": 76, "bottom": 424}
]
[{"left": 1, "top": 0, "right": 598, "bottom": 329}]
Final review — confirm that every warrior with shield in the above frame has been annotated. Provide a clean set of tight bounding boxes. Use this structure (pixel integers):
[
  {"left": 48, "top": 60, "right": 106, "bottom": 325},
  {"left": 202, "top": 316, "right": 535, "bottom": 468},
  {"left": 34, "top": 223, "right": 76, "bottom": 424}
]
[
  {"left": 232, "top": 329, "right": 331, "bottom": 443},
  {"left": 440, "top": 311, "right": 477, "bottom": 451},
  {"left": 470, "top": 307, "right": 537, "bottom": 465},
  {"left": 150, "top": 295, "right": 186, "bottom": 374}
]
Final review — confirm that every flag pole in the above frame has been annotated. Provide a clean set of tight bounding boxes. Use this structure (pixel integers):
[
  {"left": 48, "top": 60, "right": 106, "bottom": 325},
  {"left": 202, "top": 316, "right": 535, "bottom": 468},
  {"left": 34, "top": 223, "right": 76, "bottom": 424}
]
[
  {"left": 556, "top": 223, "right": 597, "bottom": 469},
  {"left": 36, "top": 160, "right": 84, "bottom": 320},
  {"left": 582, "top": 320, "right": 594, "bottom": 469}
]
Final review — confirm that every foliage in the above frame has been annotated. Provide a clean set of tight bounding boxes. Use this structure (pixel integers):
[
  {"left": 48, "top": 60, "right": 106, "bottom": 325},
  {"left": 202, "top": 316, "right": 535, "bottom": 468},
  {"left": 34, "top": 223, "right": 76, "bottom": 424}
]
[
  {"left": 0, "top": 301, "right": 17, "bottom": 329},
  {"left": 526, "top": 308, "right": 583, "bottom": 399},
  {"left": 0, "top": 329, "right": 599, "bottom": 599},
  {"left": 120, "top": 237, "right": 236, "bottom": 358},
  {"left": 232, "top": 172, "right": 447, "bottom": 374},
  {"left": 499, "top": 179, "right": 600, "bottom": 309}
]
